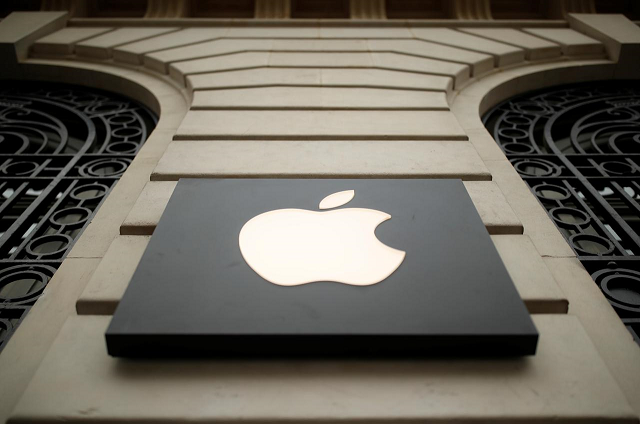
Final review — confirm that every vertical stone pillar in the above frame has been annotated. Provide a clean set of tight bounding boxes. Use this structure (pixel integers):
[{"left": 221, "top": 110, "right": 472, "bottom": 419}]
[
  {"left": 449, "top": 0, "right": 492, "bottom": 20},
  {"left": 350, "top": 0, "right": 386, "bottom": 19},
  {"left": 41, "top": 0, "right": 88, "bottom": 17},
  {"left": 145, "top": 0, "right": 190, "bottom": 18},
  {"left": 547, "top": 0, "right": 595, "bottom": 19},
  {"left": 255, "top": 0, "right": 290, "bottom": 19}
]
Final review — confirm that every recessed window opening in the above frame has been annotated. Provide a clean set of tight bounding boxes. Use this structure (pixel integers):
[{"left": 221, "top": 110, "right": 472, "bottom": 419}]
[
  {"left": 0, "top": 82, "right": 157, "bottom": 352},
  {"left": 484, "top": 81, "right": 640, "bottom": 344}
]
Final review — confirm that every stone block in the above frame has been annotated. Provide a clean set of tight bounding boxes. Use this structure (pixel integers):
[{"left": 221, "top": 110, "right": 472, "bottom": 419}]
[
  {"left": 76, "top": 236, "right": 150, "bottom": 315},
  {"left": 190, "top": 86, "right": 449, "bottom": 110},
  {"left": 460, "top": 28, "right": 562, "bottom": 61},
  {"left": 268, "top": 51, "right": 374, "bottom": 67},
  {"left": 411, "top": 28, "right": 526, "bottom": 67},
  {"left": 76, "top": 27, "right": 179, "bottom": 59},
  {"left": 152, "top": 140, "right": 490, "bottom": 181},
  {"left": 32, "top": 27, "right": 113, "bottom": 55},
  {"left": 464, "top": 181, "right": 523, "bottom": 235},
  {"left": 371, "top": 52, "right": 469, "bottom": 88},
  {"left": 168, "top": 52, "right": 270, "bottom": 84},
  {"left": 368, "top": 39, "right": 494, "bottom": 76},
  {"left": 186, "top": 67, "right": 453, "bottom": 92},
  {"left": 113, "top": 28, "right": 229, "bottom": 64},
  {"left": 145, "top": 39, "right": 273, "bottom": 73},
  {"left": 522, "top": 28, "right": 604, "bottom": 56},
  {"left": 174, "top": 110, "right": 467, "bottom": 140}
]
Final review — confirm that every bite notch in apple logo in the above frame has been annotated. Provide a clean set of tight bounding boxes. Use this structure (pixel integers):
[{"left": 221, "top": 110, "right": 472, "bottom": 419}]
[{"left": 238, "top": 189, "right": 406, "bottom": 287}]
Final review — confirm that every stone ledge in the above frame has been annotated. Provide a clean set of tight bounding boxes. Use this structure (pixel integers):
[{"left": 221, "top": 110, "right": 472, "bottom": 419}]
[
  {"left": 150, "top": 140, "right": 490, "bottom": 181},
  {"left": 186, "top": 67, "right": 454, "bottom": 93},
  {"left": 173, "top": 110, "right": 468, "bottom": 141},
  {"left": 190, "top": 87, "right": 450, "bottom": 110}
]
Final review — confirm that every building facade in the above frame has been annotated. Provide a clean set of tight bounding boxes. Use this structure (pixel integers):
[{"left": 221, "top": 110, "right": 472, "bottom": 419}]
[{"left": 0, "top": 1, "right": 639, "bottom": 422}]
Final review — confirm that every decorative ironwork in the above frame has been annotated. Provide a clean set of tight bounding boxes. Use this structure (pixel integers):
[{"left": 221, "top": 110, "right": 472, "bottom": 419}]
[
  {"left": 0, "top": 82, "right": 156, "bottom": 351},
  {"left": 484, "top": 81, "right": 640, "bottom": 344}
]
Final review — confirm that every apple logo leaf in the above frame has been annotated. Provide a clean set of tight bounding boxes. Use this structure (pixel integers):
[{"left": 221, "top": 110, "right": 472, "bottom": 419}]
[{"left": 318, "top": 190, "right": 354, "bottom": 210}]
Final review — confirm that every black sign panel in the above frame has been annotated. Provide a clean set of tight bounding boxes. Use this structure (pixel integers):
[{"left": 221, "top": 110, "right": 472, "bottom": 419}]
[{"left": 106, "top": 179, "right": 538, "bottom": 357}]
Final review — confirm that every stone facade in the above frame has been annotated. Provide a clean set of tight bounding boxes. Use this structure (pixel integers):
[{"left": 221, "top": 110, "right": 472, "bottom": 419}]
[{"left": 0, "top": 5, "right": 639, "bottom": 423}]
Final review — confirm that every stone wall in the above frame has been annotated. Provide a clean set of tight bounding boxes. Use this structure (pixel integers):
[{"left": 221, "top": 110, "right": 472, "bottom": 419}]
[{"left": 0, "top": 11, "right": 639, "bottom": 423}]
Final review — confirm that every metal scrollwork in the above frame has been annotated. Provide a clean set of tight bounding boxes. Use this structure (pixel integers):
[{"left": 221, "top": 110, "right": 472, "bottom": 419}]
[
  {"left": 484, "top": 81, "right": 640, "bottom": 345},
  {"left": 0, "top": 82, "right": 156, "bottom": 351}
]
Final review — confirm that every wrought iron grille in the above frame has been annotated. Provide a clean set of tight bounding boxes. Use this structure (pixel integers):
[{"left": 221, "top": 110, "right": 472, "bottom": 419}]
[
  {"left": 483, "top": 81, "right": 640, "bottom": 344},
  {"left": 0, "top": 82, "right": 156, "bottom": 351}
]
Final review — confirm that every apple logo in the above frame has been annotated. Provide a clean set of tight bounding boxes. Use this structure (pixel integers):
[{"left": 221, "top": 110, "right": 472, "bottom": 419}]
[{"left": 238, "top": 189, "right": 406, "bottom": 286}]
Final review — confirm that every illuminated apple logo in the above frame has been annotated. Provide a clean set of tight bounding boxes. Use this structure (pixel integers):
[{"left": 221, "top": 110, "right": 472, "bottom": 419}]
[{"left": 238, "top": 190, "right": 406, "bottom": 286}]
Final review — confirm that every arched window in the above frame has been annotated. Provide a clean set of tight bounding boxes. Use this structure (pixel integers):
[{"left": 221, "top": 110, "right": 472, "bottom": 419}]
[
  {"left": 484, "top": 81, "right": 640, "bottom": 344},
  {"left": 0, "top": 82, "right": 156, "bottom": 350}
]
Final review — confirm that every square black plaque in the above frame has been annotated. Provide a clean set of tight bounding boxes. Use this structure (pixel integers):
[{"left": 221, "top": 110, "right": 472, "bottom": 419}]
[{"left": 106, "top": 179, "right": 538, "bottom": 357}]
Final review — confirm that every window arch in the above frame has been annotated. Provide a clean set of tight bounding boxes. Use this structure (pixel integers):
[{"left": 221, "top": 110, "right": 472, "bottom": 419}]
[
  {"left": 0, "top": 82, "right": 156, "bottom": 350},
  {"left": 484, "top": 80, "right": 640, "bottom": 344}
]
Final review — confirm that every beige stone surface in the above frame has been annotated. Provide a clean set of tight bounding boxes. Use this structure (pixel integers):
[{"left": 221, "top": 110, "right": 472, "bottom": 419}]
[
  {"left": 242, "top": 51, "right": 470, "bottom": 87},
  {"left": 522, "top": 28, "right": 604, "bottom": 56},
  {"left": 76, "top": 27, "right": 179, "bottom": 59},
  {"left": 191, "top": 86, "right": 449, "bottom": 110},
  {"left": 76, "top": 236, "right": 150, "bottom": 315},
  {"left": 145, "top": 39, "right": 274, "bottom": 73},
  {"left": 465, "top": 128, "right": 508, "bottom": 161},
  {"left": 319, "top": 26, "right": 413, "bottom": 38},
  {"left": 168, "top": 52, "right": 270, "bottom": 84},
  {"left": 320, "top": 68, "right": 453, "bottom": 92},
  {"left": 174, "top": 110, "right": 467, "bottom": 140},
  {"left": 486, "top": 160, "right": 575, "bottom": 258},
  {"left": 493, "top": 235, "right": 567, "bottom": 314},
  {"left": 32, "top": 27, "right": 113, "bottom": 55},
  {"left": 75, "top": 234, "right": 567, "bottom": 316},
  {"left": 0, "top": 258, "right": 100, "bottom": 422},
  {"left": 411, "top": 27, "right": 526, "bottom": 67},
  {"left": 226, "top": 26, "right": 320, "bottom": 38},
  {"left": 113, "top": 27, "right": 229, "bottom": 64},
  {"left": 269, "top": 51, "right": 374, "bottom": 67},
  {"left": 465, "top": 181, "right": 522, "bottom": 235},
  {"left": 120, "top": 181, "right": 177, "bottom": 235},
  {"left": 186, "top": 67, "right": 453, "bottom": 92},
  {"left": 368, "top": 39, "right": 494, "bottom": 76},
  {"left": 371, "top": 52, "right": 469, "bottom": 87},
  {"left": 460, "top": 28, "right": 562, "bottom": 60},
  {"left": 9, "top": 315, "right": 637, "bottom": 423},
  {"left": 270, "top": 38, "right": 369, "bottom": 51},
  {"left": 187, "top": 67, "right": 319, "bottom": 90},
  {"left": 545, "top": 257, "right": 640, "bottom": 416},
  {"left": 152, "top": 140, "right": 490, "bottom": 180}
]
